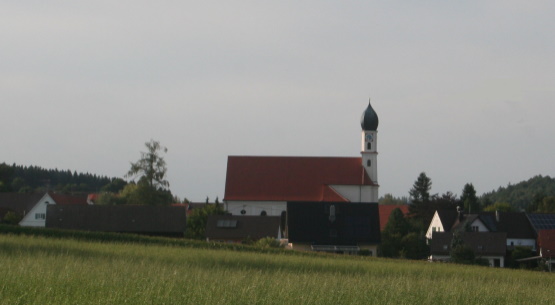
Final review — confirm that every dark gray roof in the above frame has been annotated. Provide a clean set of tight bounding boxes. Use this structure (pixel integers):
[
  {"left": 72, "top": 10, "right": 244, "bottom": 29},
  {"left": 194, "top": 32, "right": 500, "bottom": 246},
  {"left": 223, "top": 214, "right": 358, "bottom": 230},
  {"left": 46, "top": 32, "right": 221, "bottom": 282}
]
[
  {"left": 436, "top": 210, "right": 459, "bottom": 231},
  {"left": 46, "top": 205, "right": 187, "bottom": 235},
  {"left": 0, "top": 193, "right": 45, "bottom": 215},
  {"left": 360, "top": 100, "right": 379, "bottom": 131},
  {"left": 205, "top": 215, "right": 281, "bottom": 241},
  {"left": 431, "top": 232, "right": 507, "bottom": 256},
  {"left": 437, "top": 210, "right": 535, "bottom": 239}
]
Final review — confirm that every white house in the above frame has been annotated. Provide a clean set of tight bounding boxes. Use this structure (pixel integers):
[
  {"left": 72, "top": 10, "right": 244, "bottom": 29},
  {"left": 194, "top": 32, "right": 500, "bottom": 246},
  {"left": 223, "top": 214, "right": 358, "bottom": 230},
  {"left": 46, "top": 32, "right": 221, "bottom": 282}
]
[
  {"left": 0, "top": 192, "right": 90, "bottom": 227},
  {"left": 427, "top": 209, "right": 537, "bottom": 251}
]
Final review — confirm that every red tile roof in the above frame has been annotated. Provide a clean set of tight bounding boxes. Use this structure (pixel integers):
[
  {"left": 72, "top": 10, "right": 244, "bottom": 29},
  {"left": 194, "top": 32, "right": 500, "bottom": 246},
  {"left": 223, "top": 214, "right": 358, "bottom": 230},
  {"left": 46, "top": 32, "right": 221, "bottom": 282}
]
[
  {"left": 224, "top": 156, "right": 375, "bottom": 202},
  {"left": 379, "top": 205, "right": 409, "bottom": 231},
  {"left": 538, "top": 229, "right": 555, "bottom": 258}
]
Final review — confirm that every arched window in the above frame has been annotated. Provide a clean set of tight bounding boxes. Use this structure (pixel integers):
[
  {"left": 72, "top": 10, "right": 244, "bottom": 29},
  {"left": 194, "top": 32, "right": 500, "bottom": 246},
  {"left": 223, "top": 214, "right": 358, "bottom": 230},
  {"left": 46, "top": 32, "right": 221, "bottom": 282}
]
[
  {"left": 260, "top": 210, "right": 267, "bottom": 216},
  {"left": 367, "top": 142, "right": 371, "bottom": 150}
]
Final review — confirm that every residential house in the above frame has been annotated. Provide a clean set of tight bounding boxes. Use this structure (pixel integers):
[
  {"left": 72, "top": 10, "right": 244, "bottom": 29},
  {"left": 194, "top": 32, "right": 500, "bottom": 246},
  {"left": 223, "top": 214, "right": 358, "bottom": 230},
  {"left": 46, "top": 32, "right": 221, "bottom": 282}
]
[
  {"left": 427, "top": 210, "right": 536, "bottom": 250},
  {"left": 430, "top": 232, "right": 507, "bottom": 267},
  {"left": 0, "top": 192, "right": 88, "bottom": 227}
]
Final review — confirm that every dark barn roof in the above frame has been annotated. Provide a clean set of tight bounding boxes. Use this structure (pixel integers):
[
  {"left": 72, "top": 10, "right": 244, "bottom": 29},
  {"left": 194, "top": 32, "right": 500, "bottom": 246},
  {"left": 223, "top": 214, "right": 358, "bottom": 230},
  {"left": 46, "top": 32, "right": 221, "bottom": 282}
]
[
  {"left": 431, "top": 232, "right": 507, "bottom": 256},
  {"left": 205, "top": 215, "right": 281, "bottom": 241},
  {"left": 287, "top": 201, "right": 381, "bottom": 245},
  {"left": 0, "top": 193, "right": 45, "bottom": 215},
  {"left": 46, "top": 205, "right": 187, "bottom": 236}
]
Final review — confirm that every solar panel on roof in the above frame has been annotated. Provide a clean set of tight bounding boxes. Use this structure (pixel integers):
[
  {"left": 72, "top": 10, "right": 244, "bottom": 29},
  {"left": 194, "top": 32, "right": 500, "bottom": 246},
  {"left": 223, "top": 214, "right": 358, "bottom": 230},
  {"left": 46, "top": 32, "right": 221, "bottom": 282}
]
[{"left": 528, "top": 214, "right": 555, "bottom": 231}]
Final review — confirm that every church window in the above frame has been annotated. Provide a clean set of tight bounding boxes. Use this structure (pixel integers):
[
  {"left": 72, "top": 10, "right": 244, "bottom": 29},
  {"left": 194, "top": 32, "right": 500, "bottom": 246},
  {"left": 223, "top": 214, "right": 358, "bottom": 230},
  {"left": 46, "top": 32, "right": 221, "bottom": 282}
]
[
  {"left": 367, "top": 142, "right": 371, "bottom": 150},
  {"left": 367, "top": 160, "right": 371, "bottom": 167}
]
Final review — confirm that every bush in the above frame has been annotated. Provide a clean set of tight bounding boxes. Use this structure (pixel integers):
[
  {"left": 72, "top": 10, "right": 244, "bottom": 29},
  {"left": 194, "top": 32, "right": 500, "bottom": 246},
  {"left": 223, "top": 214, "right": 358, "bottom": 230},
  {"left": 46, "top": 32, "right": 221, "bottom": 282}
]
[
  {"left": 254, "top": 237, "right": 282, "bottom": 249},
  {"left": 1, "top": 211, "right": 22, "bottom": 225}
]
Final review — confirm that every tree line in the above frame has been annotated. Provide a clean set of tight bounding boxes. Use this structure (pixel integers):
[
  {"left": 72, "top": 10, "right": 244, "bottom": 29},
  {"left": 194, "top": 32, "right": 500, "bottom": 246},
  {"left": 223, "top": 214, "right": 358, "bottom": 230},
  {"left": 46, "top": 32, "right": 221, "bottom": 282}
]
[
  {"left": 0, "top": 163, "right": 114, "bottom": 194},
  {"left": 1, "top": 140, "right": 183, "bottom": 206}
]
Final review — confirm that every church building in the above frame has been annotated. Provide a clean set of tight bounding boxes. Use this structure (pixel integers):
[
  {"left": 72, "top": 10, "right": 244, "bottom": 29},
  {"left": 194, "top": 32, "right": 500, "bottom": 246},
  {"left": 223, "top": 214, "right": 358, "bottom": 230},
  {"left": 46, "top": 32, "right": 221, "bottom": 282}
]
[{"left": 223, "top": 101, "right": 380, "bottom": 216}]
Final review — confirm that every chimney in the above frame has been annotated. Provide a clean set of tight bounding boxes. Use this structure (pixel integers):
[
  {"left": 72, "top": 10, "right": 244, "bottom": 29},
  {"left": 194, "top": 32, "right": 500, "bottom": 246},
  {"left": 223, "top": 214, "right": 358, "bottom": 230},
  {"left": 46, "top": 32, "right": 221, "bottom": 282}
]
[{"left": 457, "top": 205, "right": 464, "bottom": 221}]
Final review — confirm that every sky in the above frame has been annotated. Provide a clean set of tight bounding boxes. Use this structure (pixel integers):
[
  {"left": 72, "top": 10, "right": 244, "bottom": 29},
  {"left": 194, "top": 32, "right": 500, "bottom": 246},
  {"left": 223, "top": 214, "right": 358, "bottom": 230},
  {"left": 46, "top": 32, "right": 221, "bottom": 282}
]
[{"left": 2, "top": 1, "right": 555, "bottom": 202}]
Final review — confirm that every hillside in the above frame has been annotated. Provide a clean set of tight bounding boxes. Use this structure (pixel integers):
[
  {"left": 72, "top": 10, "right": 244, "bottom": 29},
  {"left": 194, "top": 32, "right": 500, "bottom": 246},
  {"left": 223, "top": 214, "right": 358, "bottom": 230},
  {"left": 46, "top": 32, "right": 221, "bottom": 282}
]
[{"left": 481, "top": 175, "right": 555, "bottom": 211}]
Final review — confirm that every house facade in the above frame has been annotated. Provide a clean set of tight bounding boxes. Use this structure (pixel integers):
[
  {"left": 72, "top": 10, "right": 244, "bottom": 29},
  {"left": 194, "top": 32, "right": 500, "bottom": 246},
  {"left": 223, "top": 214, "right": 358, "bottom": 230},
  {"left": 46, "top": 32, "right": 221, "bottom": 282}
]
[
  {"left": 430, "top": 232, "right": 507, "bottom": 267},
  {"left": 427, "top": 209, "right": 537, "bottom": 251},
  {"left": 0, "top": 192, "right": 88, "bottom": 227}
]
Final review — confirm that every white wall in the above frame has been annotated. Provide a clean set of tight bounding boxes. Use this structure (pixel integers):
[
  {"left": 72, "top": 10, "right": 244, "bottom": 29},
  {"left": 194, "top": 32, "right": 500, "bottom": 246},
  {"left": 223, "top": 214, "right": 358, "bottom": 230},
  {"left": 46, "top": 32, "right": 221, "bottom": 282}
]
[
  {"left": 426, "top": 211, "right": 444, "bottom": 239},
  {"left": 507, "top": 238, "right": 536, "bottom": 250},
  {"left": 19, "top": 193, "right": 54, "bottom": 227},
  {"left": 225, "top": 200, "right": 286, "bottom": 216},
  {"left": 469, "top": 219, "right": 490, "bottom": 232},
  {"left": 330, "top": 185, "right": 378, "bottom": 203}
]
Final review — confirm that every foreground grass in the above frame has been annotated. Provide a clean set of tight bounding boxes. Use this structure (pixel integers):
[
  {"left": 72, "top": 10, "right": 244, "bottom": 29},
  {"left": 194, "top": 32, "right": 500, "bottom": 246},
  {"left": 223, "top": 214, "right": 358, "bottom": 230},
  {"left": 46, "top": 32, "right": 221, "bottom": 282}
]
[{"left": 1, "top": 234, "right": 554, "bottom": 305}]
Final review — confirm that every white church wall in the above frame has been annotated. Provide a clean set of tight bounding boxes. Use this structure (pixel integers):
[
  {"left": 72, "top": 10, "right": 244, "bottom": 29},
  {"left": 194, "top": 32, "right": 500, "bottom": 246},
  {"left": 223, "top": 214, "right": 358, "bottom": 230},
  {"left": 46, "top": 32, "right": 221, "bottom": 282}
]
[
  {"left": 225, "top": 200, "right": 286, "bottom": 216},
  {"left": 329, "top": 185, "right": 378, "bottom": 203}
]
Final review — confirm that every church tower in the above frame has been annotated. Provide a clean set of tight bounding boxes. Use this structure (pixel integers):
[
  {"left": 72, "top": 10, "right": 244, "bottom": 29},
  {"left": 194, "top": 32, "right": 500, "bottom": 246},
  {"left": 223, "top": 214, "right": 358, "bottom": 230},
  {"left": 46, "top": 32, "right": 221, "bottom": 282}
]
[{"left": 360, "top": 100, "right": 379, "bottom": 187}]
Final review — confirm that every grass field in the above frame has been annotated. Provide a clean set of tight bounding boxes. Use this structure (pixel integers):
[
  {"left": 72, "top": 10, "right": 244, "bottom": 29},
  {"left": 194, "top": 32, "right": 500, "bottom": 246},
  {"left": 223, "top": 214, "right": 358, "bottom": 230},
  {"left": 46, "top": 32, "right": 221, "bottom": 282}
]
[{"left": 1, "top": 233, "right": 554, "bottom": 305}]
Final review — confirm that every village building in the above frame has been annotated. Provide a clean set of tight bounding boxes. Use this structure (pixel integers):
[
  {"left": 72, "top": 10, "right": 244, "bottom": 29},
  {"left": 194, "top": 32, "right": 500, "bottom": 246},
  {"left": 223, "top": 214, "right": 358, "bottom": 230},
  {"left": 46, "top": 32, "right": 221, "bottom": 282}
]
[
  {"left": 45, "top": 205, "right": 187, "bottom": 237},
  {"left": 221, "top": 101, "right": 382, "bottom": 255},
  {"left": 0, "top": 192, "right": 88, "bottom": 227}
]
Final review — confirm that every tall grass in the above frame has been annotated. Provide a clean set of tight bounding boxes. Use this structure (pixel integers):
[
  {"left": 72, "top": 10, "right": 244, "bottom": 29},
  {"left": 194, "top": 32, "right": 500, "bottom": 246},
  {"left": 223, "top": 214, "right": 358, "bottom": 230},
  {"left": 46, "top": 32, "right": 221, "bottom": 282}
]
[{"left": 1, "top": 234, "right": 553, "bottom": 304}]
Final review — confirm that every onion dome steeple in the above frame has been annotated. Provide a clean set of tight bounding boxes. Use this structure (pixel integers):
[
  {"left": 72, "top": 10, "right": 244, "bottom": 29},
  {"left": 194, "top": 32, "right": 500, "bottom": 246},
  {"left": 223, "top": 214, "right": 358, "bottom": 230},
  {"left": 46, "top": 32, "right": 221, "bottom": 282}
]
[{"left": 360, "top": 99, "right": 379, "bottom": 131}]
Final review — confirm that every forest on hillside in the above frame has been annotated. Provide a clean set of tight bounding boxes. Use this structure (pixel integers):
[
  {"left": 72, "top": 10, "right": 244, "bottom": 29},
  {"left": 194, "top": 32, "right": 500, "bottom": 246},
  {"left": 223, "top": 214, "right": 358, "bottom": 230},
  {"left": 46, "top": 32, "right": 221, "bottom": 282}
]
[
  {"left": 481, "top": 175, "right": 555, "bottom": 212},
  {"left": 0, "top": 162, "right": 124, "bottom": 195}
]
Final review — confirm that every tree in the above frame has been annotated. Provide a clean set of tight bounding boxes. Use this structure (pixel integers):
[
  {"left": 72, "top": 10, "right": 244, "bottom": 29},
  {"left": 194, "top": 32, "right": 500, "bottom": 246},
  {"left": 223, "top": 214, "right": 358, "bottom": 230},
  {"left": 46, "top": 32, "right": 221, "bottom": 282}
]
[
  {"left": 537, "top": 196, "right": 555, "bottom": 213},
  {"left": 380, "top": 208, "right": 409, "bottom": 257},
  {"left": 185, "top": 204, "right": 226, "bottom": 239},
  {"left": 461, "top": 183, "right": 479, "bottom": 213},
  {"left": 483, "top": 202, "right": 514, "bottom": 212},
  {"left": 2, "top": 211, "right": 22, "bottom": 225},
  {"left": 379, "top": 193, "right": 409, "bottom": 205},
  {"left": 450, "top": 232, "right": 475, "bottom": 264},
  {"left": 409, "top": 172, "right": 431, "bottom": 203},
  {"left": 408, "top": 172, "right": 436, "bottom": 228},
  {"left": 380, "top": 208, "right": 429, "bottom": 259},
  {"left": 126, "top": 140, "right": 169, "bottom": 189}
]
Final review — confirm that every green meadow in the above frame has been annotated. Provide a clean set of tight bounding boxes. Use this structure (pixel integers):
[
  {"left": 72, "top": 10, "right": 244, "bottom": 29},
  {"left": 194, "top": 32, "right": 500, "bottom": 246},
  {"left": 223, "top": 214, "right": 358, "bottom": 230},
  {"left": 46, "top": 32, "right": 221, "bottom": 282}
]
[{"left": 1, "top": 233, "right": 553, "bottom": 305}]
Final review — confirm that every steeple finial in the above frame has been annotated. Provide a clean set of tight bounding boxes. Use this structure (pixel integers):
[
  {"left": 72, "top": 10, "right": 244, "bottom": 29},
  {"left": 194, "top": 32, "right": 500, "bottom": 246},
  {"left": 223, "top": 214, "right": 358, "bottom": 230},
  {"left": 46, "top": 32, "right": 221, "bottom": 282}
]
[{"left": 360, "top": 98, "right": 379, "bottom": 131}]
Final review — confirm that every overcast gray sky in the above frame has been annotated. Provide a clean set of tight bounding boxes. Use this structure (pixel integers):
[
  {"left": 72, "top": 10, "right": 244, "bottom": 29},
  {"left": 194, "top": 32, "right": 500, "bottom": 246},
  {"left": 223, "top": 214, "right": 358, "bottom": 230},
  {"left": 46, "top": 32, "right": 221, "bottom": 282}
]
[{"left": 2, "top": 1, "right": 554, "bottom": 202}]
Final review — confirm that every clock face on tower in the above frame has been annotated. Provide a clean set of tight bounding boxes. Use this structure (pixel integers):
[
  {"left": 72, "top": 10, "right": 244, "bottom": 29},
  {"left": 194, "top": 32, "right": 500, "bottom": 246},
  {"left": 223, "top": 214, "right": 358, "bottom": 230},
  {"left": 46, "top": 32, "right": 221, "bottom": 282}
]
[{"left": 365, "top": 133, "right": 373, "bottom": 142}]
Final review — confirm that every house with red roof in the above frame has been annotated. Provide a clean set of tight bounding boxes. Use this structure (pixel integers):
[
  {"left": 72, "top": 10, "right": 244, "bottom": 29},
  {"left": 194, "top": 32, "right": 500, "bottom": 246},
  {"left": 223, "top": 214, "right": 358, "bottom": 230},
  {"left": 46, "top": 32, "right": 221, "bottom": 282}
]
[
  {"left": 379, "top": 205, "right": 409, "bottom": 231},
  {"left": 222, "top": 101, "right": 382, "bottom": 255}
]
